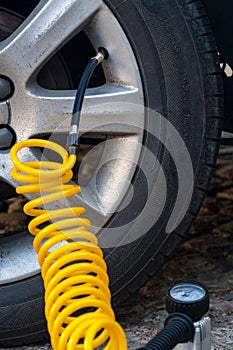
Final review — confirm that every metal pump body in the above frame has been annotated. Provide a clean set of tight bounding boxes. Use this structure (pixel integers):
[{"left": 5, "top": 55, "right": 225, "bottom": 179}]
[{"left": 174, "top": 316, "right": 211, "bottom": 350}]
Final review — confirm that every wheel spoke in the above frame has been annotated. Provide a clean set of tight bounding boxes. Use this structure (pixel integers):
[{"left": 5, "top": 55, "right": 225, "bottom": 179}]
[
  {"left": 0, "top": 151, "right": 29, "bottom": 189},
  {"left": 0, "top": 149, "right": 107, "bottom": 224},
  {"left": 14, "top": 84, "right": 144, "bottom": 139},
  {"left": 82, "top": 85, "right": 144, "bottom": 134},
  {"left": 0, "top": 0, "right": 102, "bottom": 82}
]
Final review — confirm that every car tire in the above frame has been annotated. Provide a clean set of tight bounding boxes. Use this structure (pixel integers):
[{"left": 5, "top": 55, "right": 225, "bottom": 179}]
[{"left": 0, "top": 0, "right": 223, "bottom": 346}]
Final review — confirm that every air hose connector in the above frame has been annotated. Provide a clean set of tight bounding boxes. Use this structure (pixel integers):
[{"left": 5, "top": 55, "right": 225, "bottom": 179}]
[
  {"left": 138, "top": 313, "right": 194, "bottom": 350},
  {"left": 67, "top": 125, "right": 79, "bottom": 155}
]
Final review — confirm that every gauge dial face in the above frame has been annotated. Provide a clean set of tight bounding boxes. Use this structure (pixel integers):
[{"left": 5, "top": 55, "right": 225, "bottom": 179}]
[{"left": 169, "top": 283, "right": 206, "bottom": 303}]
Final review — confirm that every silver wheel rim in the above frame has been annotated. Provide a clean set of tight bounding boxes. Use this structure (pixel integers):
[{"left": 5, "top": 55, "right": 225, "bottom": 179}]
[{"left": 0, "top": 0, "right": 144, "bottom": 284}]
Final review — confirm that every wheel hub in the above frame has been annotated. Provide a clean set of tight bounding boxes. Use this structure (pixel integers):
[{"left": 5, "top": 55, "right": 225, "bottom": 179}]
[{"left": 0, "top": 8, "right": 71, "bottom": 198}]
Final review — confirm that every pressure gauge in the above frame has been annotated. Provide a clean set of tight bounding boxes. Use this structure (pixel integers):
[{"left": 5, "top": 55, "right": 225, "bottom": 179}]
[{"left": 166, "top": 283, "right": 209, "bottom": 322}]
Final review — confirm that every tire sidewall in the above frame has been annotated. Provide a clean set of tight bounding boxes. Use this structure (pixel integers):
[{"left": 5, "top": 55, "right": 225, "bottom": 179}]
[
  {"left": 102, "top": 0, "right": 210, "bottom": 296},
  {"left": 0, "top": 0, "right": 222, "bottom": 344}
]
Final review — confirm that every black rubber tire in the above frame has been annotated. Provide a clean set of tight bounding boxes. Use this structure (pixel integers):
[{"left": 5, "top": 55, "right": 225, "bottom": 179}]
[{"left": 0, "top": 0, "right": 223, "bottom": 347}]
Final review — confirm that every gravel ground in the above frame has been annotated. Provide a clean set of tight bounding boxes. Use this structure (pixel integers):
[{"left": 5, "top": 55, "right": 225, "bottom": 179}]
[{"left": 1, "top": 145, "right": 233, "bottom": 350}]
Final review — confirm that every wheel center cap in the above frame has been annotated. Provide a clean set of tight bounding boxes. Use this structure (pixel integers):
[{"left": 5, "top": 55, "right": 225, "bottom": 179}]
[{"left": 0, "top": 102, "right": 10, "bottom": 124}]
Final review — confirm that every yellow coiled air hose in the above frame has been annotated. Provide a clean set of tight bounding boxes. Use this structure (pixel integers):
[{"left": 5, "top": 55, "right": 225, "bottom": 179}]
[
  {"left": 10, "top": 138, "right": 127, "bottom": 350},
  {"left": 10, "top": 48, "right": 127, "bottom": 350}
]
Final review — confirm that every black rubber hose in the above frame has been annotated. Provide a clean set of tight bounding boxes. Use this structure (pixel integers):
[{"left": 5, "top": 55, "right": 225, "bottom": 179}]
[
  {"left": 71, "top": 58, "right": 99, "bottom": 129},
  {"left": 137, "top": 313, "right": 195, "bottom": 350},
  {"left": 67, "top": 47, "right": 108, "bottom": 153},
  {"left": 71, "top": 47, "right": 109, "bottom": 129}
]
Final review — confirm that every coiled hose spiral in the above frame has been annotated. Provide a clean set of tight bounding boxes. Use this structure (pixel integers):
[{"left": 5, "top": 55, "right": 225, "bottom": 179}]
[{"left": 10, "top": 138, "right": 127, "bottom": 350}]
